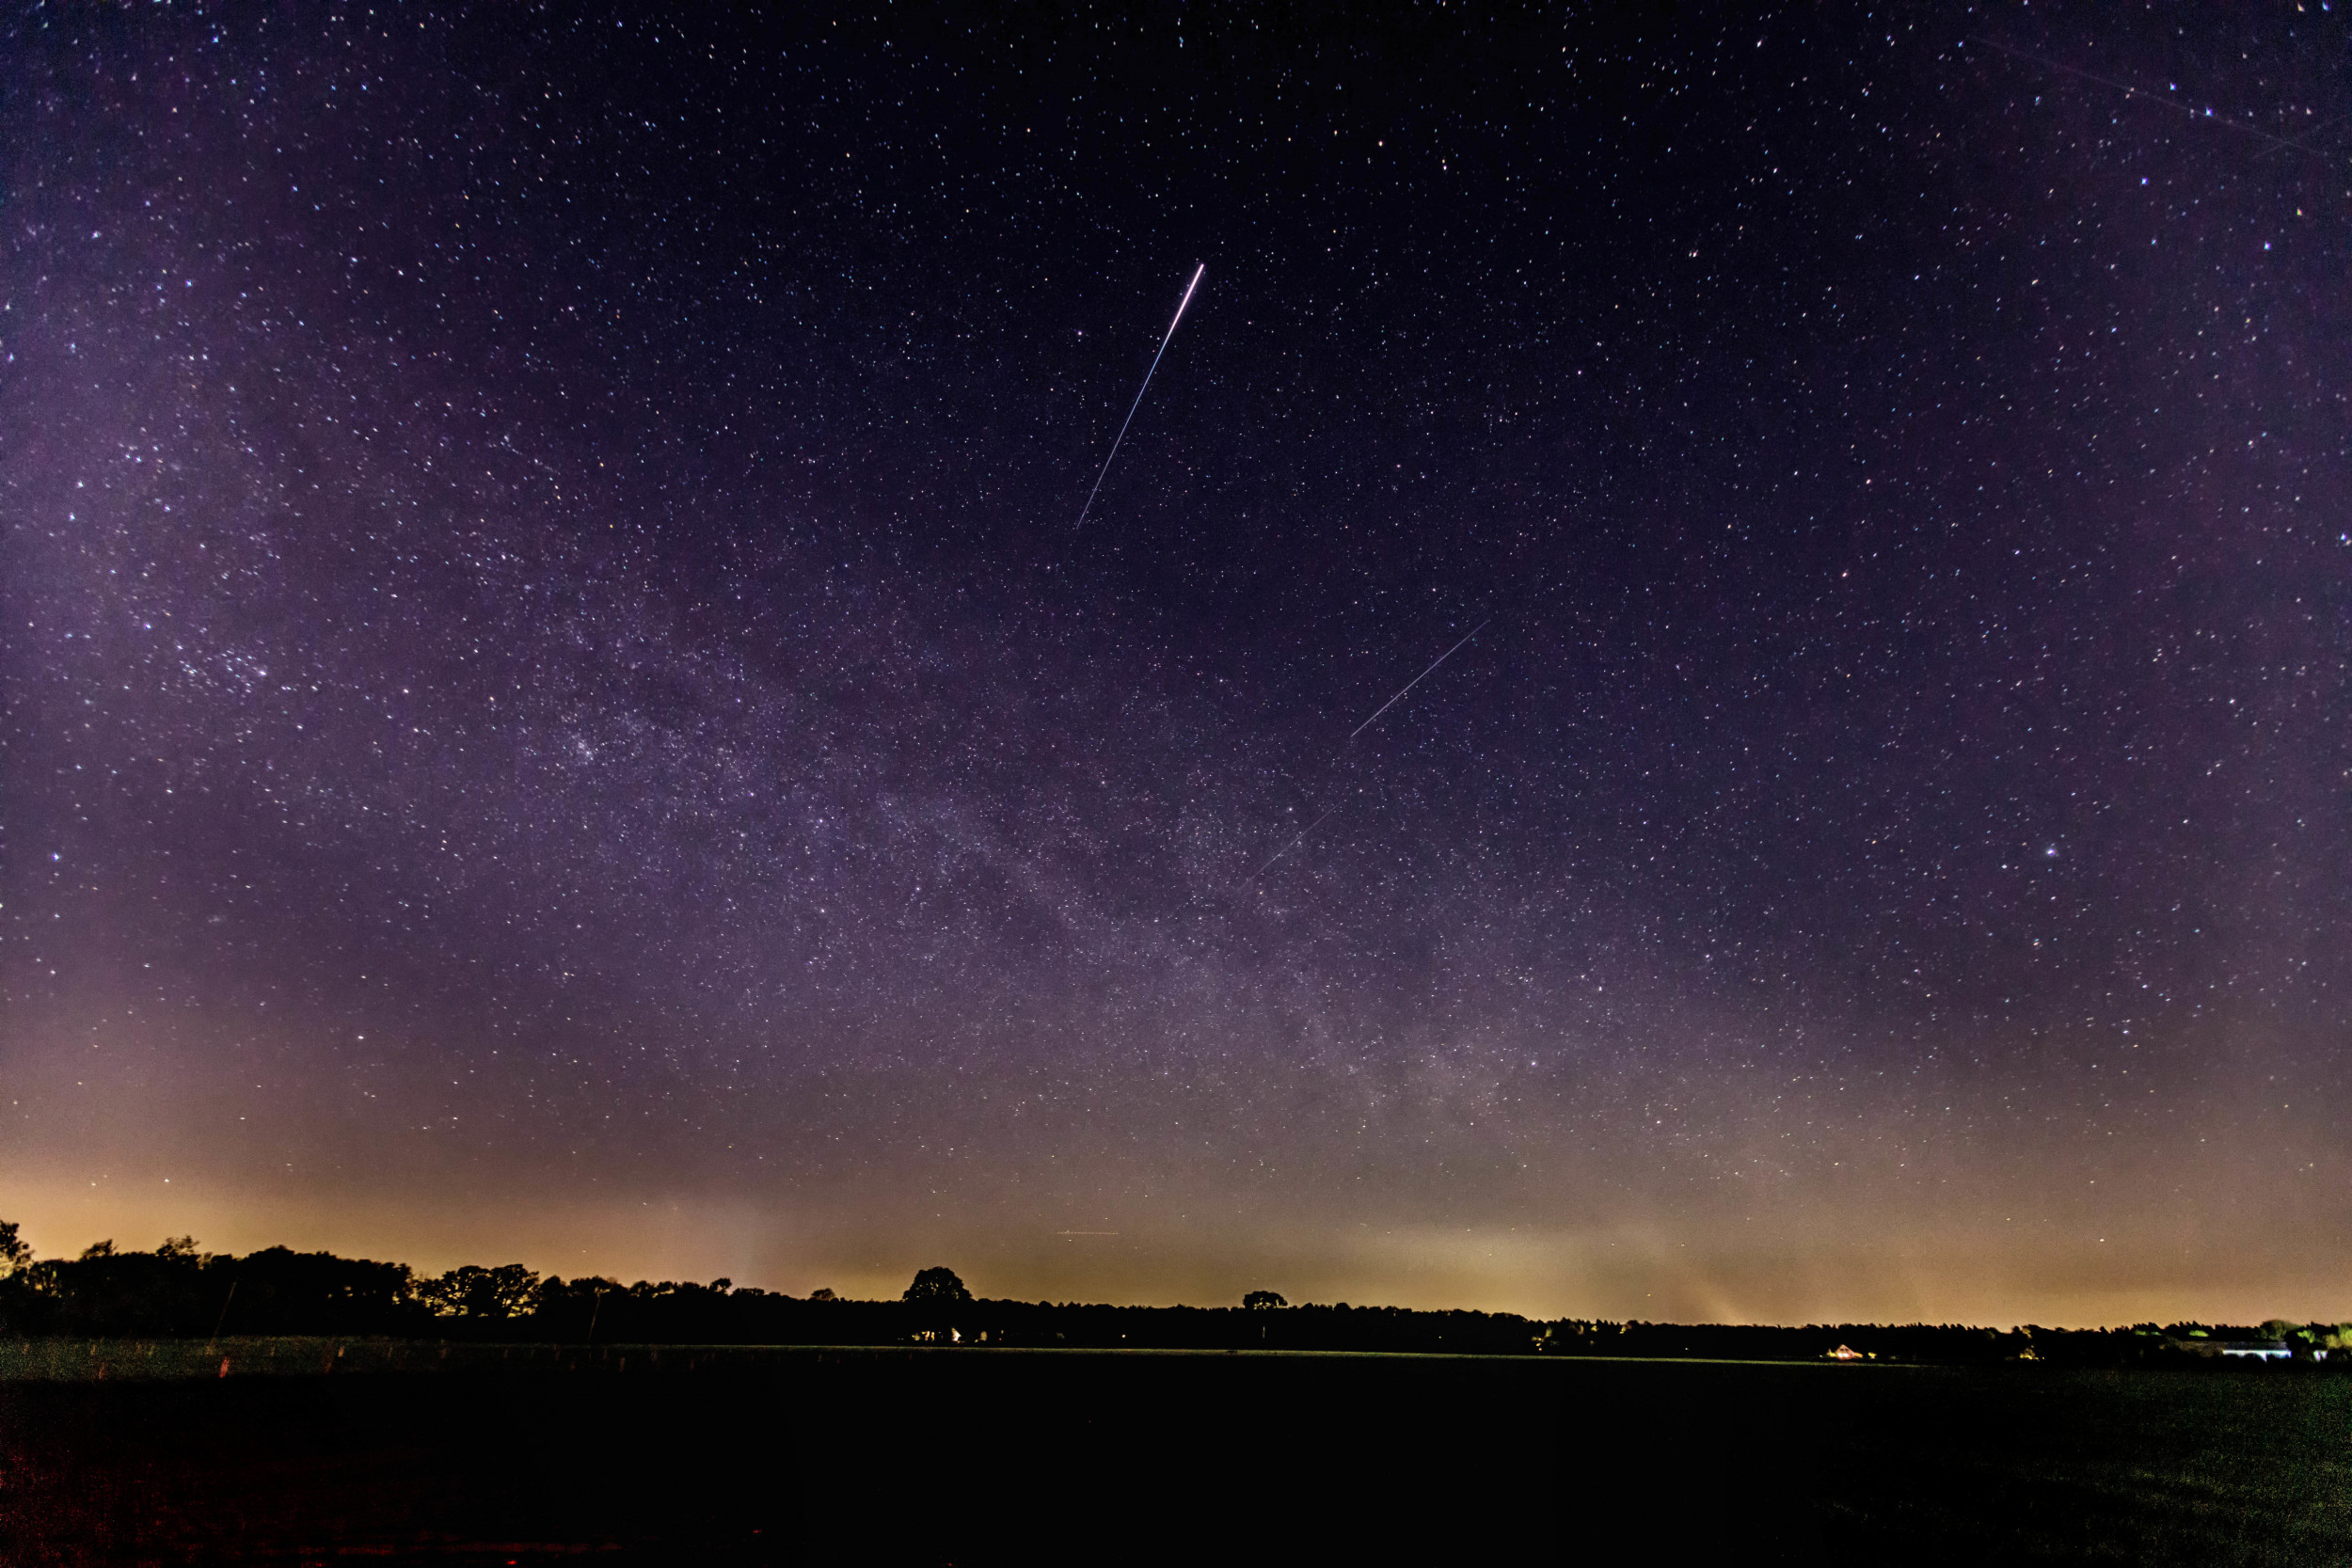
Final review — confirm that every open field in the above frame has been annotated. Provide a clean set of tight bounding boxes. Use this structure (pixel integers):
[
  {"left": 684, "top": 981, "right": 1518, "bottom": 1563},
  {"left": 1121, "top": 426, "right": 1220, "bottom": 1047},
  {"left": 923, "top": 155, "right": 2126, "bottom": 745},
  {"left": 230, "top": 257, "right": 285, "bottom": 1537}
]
[{"left": 1, "top": 1346, "right": 2345, "bottom": 1564}]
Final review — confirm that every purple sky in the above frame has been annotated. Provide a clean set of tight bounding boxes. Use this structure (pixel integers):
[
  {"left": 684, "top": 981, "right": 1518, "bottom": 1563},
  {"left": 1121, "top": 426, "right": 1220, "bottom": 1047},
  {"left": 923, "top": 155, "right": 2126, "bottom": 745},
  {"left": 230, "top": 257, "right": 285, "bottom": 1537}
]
[{"left": 5, "top": 4, "right": 2346, "bottom": 1324}]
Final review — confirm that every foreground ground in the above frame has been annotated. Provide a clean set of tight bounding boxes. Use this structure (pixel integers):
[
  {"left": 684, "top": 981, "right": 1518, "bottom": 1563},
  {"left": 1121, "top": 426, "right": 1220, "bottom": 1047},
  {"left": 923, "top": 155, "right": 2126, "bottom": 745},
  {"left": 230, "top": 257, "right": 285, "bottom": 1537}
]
[{"left": 1, "top": 1346, "right": 2345, "bottom": 1564}]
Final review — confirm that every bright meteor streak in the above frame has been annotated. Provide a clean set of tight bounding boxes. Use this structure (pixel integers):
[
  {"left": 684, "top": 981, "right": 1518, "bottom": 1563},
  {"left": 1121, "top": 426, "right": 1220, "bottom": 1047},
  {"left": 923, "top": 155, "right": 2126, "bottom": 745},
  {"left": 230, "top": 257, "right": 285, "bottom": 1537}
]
[{"left": 1074, "top": 263, "right": 1205, "bottom": 531}]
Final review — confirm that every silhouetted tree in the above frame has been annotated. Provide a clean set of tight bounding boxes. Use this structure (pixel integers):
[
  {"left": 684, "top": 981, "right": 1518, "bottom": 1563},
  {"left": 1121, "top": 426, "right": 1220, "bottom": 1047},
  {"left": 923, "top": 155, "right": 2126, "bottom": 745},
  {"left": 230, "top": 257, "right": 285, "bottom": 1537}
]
[
  {"left": 1244, "top": 1291, "right": 1287, "bottom": 1309},
  {"left": 904, "top": 1267, "right": 972, "bottom": 1307},
  {"left": 421, "top": 1263, "right": 543, "bottom": 1322},
  {"left": 0, "top": 1221, "right": 35, "bottom": 1335},
  {"left": 26, "top": 1237, "right": 213, "bottom": 1335},
  {"left": 903, "top": 1266, "right": 971, "bottom": 1340},
  {"left": 217, "top": 1246, "right": 419, "bottom": 1335}
]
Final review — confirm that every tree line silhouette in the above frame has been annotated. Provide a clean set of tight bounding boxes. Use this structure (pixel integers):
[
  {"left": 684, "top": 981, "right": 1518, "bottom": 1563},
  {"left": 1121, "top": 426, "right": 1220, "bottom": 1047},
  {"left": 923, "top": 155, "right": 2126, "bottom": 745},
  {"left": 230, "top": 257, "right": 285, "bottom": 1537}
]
[{"left": 0, "top": 1224, "right": 2343, "bottom": 1366}]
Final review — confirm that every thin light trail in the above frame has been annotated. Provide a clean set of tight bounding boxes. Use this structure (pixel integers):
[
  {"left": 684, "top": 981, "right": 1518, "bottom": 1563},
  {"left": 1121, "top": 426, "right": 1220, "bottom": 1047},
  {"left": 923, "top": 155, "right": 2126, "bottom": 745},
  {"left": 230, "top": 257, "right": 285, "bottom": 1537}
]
[
  {"left": 2256, "top": 111, "right": 2347, "bottom": 161},
  {"left": 1244, "top": 803, "right": 1339, "bottom": 883},
  {"left": 1074, "top": 263, "right": 1205, "bottom": 531},
  {"left": 1174, "top": 617, "right": 1493, "bottom": 911},
  {"left": 1233, "top": 618, "right": 1488, "bottom": 892},
  {"left": 1969, "top": 36, "right": 2320, "bottom": 156},
  {"left": 1349, "top": 620, "right": 1489, "bottom": 740}
]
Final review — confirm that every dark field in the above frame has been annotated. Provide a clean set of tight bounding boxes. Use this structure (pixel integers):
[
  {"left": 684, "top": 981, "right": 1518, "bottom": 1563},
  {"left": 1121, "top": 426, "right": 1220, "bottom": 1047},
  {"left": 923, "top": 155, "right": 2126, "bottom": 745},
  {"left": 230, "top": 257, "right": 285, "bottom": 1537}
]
[{"left": 2, "top": 1347, "right": 2345, "bottom": 1565}]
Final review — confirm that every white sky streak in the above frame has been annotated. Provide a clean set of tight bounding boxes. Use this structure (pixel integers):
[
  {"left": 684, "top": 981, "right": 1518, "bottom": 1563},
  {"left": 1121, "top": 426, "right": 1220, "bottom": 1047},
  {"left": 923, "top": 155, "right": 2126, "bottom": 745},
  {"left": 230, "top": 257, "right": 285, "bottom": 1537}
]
[
  {"left": 1349, "top": 620, "right": 1490, "bottom": 740},
  {"left": 1073, "top": 263, "right": 1206, "bottom": 531}
]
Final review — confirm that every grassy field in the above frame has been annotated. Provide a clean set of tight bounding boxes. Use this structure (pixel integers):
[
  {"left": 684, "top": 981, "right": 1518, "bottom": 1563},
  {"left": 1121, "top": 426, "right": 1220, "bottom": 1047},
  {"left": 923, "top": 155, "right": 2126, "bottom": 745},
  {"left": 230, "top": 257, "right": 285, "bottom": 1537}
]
[{"left": 0, "top": 1346, "right": 2344, "bottom": 1564}]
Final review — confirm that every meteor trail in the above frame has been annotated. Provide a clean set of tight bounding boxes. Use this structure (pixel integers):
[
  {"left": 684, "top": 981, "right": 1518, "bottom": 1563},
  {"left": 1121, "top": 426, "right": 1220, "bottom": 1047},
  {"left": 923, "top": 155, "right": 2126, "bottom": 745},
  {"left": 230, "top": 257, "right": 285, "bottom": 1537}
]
[
  {"left": 1221, "top": 619, "right": 1489, "bottom": 898},
  {"left": 1969, "top": 36, "right": 2323, "bottom": 156},
  {"left": 1073, "top": 263, "right": 1205, "bottom": 531},
  {"left": 1246, "top": 803, "right": 1340, "bottom": 882},
  {"left": 1349, "top": 620, "right": 1489, "bottom": 740}
]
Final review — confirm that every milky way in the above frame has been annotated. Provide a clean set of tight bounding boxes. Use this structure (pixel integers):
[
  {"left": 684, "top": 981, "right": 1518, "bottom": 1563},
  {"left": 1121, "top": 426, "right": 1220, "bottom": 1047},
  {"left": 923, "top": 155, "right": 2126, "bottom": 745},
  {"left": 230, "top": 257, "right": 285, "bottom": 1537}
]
[{"left": 4, "top": 6, "right": 2345, "bottom": 1323}]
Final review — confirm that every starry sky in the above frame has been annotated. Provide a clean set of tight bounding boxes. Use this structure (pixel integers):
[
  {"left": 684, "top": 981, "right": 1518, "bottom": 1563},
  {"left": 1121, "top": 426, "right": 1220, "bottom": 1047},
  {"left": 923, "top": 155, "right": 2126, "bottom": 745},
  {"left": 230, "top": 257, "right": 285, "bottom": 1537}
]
[{"left": 4, "top": 4, "right": 2346, "bottom": 1326}]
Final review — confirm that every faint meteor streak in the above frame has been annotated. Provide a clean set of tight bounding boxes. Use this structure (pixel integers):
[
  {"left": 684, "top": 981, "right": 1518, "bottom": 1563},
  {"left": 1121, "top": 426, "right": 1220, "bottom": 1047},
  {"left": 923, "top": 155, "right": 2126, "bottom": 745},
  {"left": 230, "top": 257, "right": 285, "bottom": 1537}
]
[
  {"left": 1073, "top": 263, "right": 1205, "bottom": 530},
  {"left": 1349, "top": 620, "right": 1489, "bottom": 739},
  {"left": 1969, "top": 36, "right": 2324, "bottom": 157},
  {"left": 1230, "top": 619, "right": 1489, "bottom": 893},
  {"left": 1246, "top": 803, "right": 1340, "bottom": 883}
]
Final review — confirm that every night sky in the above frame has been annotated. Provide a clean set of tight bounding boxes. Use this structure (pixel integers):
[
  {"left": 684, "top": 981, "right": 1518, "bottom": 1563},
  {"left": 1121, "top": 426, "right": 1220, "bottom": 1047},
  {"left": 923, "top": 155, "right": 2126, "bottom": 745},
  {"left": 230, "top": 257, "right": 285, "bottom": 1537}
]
[{"left": 5, "top": 5, "right": 2346, "bottom": 1326}]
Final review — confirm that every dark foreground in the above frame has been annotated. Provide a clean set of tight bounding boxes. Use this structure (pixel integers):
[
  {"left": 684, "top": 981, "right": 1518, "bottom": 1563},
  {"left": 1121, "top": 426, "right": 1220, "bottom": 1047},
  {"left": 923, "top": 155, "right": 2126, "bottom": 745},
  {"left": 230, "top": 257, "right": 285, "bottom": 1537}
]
[{"left": 2, "top": 1348, "right": 2346, "bottom": 1565}]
